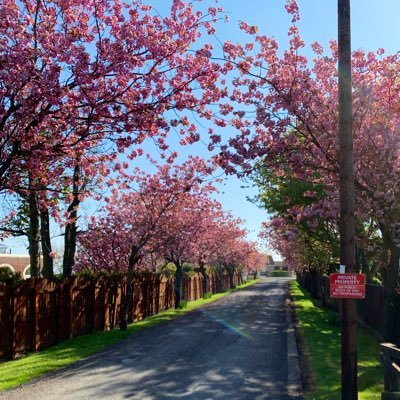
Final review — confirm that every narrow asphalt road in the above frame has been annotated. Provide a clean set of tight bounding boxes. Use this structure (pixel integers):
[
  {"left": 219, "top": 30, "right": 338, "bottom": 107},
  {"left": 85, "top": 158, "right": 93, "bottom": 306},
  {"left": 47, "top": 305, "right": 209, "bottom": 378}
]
[{"left": 1, "top": 277, "right": 303, "bottom": 400}]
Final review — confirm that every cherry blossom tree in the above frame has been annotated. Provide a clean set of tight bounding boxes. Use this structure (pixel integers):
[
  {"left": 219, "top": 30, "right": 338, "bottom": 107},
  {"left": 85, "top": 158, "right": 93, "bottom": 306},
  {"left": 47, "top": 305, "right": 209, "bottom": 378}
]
[
  {"left": 0, "top": 0, "right": 240, "bottom": 276},
  {"left": 0, "top": 0, "right": 231, "bottom": 185},
  {"left": 188, "top": 207, "right": 241, "bottom": 295},
  {"left": 154, "top": 188, "right": 222, "bottom": 308},
  {"left": 208, "top": 217, "right": 250, "bottom": 289},
  {"left": 246, "top": 251, "right": 268, "bottom": 279},
  {"left": 209, "top": 0, "right": 400, "bottom": 341},
  {"left": 76, "top": 157, "right": 216, "bottom": 327}
]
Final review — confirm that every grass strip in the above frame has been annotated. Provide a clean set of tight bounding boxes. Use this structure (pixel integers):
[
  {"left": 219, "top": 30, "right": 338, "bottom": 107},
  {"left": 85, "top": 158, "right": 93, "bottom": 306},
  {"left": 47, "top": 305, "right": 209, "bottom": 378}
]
[
  {"left": 289, "top": 280, "right": 383, "bottom": 400},
  {"left": 0, "top": 279, "right": 258, "bottom": 391}
]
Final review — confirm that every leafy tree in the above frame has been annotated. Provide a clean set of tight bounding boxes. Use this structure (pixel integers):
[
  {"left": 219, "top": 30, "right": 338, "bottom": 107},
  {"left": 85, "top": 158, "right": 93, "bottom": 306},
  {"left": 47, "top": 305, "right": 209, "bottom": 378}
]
[
  {"left": 0, "top": 0, "right": 233, "bottom": 277},
  {"left": 76, "top": 157, "right": 216, "bottom": 326},
  {"left": 210, "top": 0, "right": 400, "bottom": 341}
]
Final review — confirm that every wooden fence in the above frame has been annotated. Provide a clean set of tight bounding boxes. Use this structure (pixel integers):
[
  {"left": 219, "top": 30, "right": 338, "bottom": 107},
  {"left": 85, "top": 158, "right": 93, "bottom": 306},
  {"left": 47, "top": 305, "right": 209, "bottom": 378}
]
[
  {"left": 381, "top": 343, "right": 400, "bottom": 399},
  {"left": 0, "top": 272, "right": 238, "bottom": 360}
]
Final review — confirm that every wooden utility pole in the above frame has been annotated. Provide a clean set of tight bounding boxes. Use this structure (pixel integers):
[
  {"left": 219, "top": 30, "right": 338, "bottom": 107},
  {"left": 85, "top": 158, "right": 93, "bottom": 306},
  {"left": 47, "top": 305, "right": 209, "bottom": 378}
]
[{"left": 338, "top": 0, "right": 358, "bottom": 399}]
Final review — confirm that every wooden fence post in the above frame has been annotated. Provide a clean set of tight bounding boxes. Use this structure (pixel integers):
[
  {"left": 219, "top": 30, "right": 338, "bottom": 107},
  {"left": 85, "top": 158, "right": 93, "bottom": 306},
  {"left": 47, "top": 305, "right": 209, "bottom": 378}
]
[
  {"left": 91, "top": 281, "right": 96, "bottom": 333},
  {"left": 56, "top": 283, "right": 61, "bottom": 343},
  {"left": 381, "top": 343, "right": 400, "bottom": 400},
  {"left": 68, "top": 278, "right": 74, "bottom": 338},
  {"left": 103, "top": 282, "right": 110, "bottom": 330},
  {"left": 8, "top": 286, "right": 16, "bottom": 360},
  {"left": 108, "top": 282, "right": 115, "bottom": 329},
  {"left": 155, "top": 276, "right": 160, "bottom": 314},
  {"left": 32, "top": 280, "right": 40, "bottom": 352},
  {"left": 143, "top": 277, "right": 148, "bottom": 319}
]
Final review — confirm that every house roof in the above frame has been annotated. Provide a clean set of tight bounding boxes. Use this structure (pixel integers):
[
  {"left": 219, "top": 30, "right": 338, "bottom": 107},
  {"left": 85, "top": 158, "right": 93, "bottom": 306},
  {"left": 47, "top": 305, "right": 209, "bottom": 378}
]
[{"left": 0, "top": 254, "right": 30, "bottom": 258}]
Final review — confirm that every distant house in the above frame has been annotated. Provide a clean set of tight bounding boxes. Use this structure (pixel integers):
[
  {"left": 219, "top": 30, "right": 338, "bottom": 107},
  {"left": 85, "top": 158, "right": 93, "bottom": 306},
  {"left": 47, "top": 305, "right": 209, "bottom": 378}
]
[
  {"left": 259, "top": 254, "right": 274, "bottom": 275},
  {"left": 255, "top": 254, "right": 274, "bottom": 276},
  {"left": 0, "top": 245, "right": 31, "bottom": 279},
  {"left": 264, "top": 255, "right": 288, "bottom": 275},
  {"left": 273, "top": 261, "right": 288, "bottom": 270}
]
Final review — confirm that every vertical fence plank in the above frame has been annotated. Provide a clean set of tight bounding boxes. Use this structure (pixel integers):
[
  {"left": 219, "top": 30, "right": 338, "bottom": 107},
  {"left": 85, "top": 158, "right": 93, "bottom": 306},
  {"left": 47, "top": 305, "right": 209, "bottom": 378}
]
[
  {"left": 10, "top": 287, "right": 16, "bottom": 360},
  {"left": 109, "top": 282, "right": 116, "bottom": 329},
  {"left": 90, "top": 281, "right": 96, "bottom": 333},
  {"left": 7, "top": 286, "right": 16, "bottom": 360},
  {"left": 55, "top": 283, "right": 61, "bottom": 344},
  {"left": 103, "top": 282, "right": 110, "bottom": 330},
  {"left": 0, "top": 284, "right": 11, "bottom": 359},
  {"left": 69, "top": 278, "right": 75, "bottom": 338},
  {"left": 32, "top": 280, "right": 39, "bottom": 352}
]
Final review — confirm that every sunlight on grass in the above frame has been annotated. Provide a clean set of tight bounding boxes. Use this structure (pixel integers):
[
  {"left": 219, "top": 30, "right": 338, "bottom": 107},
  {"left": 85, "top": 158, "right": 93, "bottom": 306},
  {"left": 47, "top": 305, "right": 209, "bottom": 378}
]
[
  {"left": 290, "top": 281, "right": 383, "bottom": 400},
  {"left": 0, "top": 279, "right": 259, "bottom": 392}
]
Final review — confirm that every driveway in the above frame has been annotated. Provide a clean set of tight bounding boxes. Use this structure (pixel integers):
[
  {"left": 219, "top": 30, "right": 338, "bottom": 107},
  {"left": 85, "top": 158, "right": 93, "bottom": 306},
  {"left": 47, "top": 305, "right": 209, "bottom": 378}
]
[{"left": 0, "top": 277, "right": 303, "bottom": 400}]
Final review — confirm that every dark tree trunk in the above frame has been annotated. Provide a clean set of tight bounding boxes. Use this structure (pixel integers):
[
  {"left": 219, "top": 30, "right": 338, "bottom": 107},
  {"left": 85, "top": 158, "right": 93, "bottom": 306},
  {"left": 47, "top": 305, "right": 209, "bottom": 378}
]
[
  {"left": 40, "top": 206, "right": 54, "bottom": 279},
  {"left": 320, "top": 272, "right": 327, "bottom": 308},
  {"left": 63, "top": 221, "right": 77, "bottom": 277},
  {"left": 63, "top": 164, "right": 81, "bottom": 277},
  {"left": 198, "top": 261, "right": 207, "bottom": 296},
  {"left": 227, "top": 265, "right": 235, "bottom": 289},
  {"left": 174, "top": 261, "right": 183, "bottom": 308},
  {"left": 237, "top": 268, "right": 244, "bottom": 284},
  {"left": 28, "top": 190, "right": 41, "bottom": 277},
  {"left": 357, "top": 245, "right": 371, "bottom": 284},
  {"left": 120, "top": 245, "right": 141, "bottom": 331},
  {"left": 310, "top": 267, "right": 319, "bottom": 298}
]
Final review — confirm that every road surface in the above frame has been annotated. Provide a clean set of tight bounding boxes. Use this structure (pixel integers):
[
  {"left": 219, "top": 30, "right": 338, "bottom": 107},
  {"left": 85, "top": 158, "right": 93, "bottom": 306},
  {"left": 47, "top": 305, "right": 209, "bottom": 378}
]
[{"left": 1, "top": 277, "right": 303, "bottom": 400}]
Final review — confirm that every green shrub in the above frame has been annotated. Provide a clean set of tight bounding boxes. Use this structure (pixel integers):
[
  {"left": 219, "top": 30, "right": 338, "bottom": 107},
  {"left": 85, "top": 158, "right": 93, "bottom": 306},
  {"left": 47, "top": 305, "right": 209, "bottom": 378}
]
[
  {"left": 372, "top": 276, "right": 382, "bottom": 285},
  {"left": 203, "top": 292, "right": 213, "bottom": 299},
  {"left": 178, "top": 300, "right": 188, "bottom": 309},
  {"left": 0, "top": 267, "right": 21, "bottom": 286},
  {"left": 53, "top": 274, "right": 64, "bottom": 283},
  {"left": 158, "top": 262, "right": 176, "bottom": 276},
  {"left": 76, "top": 268, "right": 98, "bottom": 281},
  {"left": 271, "top": 270, "right": 289, "bottom": 277},
  {"left": 182, "top": 263, "right": 195, "bottom": 273}
]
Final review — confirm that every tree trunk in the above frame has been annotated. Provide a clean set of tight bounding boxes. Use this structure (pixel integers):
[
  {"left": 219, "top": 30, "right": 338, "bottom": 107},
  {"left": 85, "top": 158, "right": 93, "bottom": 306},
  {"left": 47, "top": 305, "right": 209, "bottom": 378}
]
[
  {"left": 28, "top": 190, "right": 41, "bottom": 277},
  {"left": 174, "top": 261, "right": 183, "bottom": 309},
  {"left": 310, "top": 267, "right": 319, "bottom": 298},
  {"left": 63, "top": 164, "right": 81, "bottom": 277},
  {"left": 357, "top": 245, "right": 371, "bottom": 284},
  {"left": 198, "top": 261, "right": 207, "bottom": 296},
  {"left": 120, "top": 245, "right": 141, "bottom": 331},
  {"left": 320, "top": 272, "right": 327, "bottom": 308},
  {"left": 63, "top": 222, "right": 77, "bottom": 277},
  {"left": 40, "top": 206, "right": 54, "bottom": 279},
  {"left": 227, "top": 266, "right": 235, "bottom": 289},
  {"left": 238, "top": 268, "right": 244, "bottom": 284}
]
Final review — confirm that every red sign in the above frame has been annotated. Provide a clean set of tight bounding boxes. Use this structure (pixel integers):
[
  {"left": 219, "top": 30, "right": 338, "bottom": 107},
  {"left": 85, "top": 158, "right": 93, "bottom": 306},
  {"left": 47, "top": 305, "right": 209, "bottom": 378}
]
[{"left": 330, "top": 273, "right": 365, "bottom": 299}]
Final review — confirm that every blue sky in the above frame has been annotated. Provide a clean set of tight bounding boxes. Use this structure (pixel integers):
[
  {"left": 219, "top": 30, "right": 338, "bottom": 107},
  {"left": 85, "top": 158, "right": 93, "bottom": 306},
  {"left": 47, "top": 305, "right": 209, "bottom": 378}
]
[{"left": 4, "top": 0, "right": 400, "bottom": 259}]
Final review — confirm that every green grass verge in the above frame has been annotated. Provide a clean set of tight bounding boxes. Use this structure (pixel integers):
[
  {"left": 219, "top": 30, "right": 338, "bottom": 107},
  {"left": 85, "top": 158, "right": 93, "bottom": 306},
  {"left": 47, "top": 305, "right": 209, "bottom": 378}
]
[
  {"left": 0, "top": 279, "right": 259, "bottom": 391},
  {"left": 290, "top": 281, "right": 383, "bottom": 400}
]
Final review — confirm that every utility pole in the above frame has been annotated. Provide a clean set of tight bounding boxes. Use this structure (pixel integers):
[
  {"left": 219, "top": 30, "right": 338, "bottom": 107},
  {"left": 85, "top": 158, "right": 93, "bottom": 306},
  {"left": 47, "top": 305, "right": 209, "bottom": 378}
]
[{"left": 338, "top": 0, "right": 358, "bottom": 399}]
